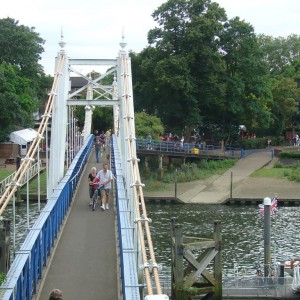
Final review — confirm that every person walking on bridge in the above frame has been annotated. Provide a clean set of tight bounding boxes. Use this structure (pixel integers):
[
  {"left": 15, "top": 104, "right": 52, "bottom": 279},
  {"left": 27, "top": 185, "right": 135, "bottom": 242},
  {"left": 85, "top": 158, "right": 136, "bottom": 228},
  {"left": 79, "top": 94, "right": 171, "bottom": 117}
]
[
  {"left": 95, "top": 163, "right": 113, "bottom": 210},
  {"left": 49, "top": 289, "right": 63, "bottom": 300},
  {"left": 88, "top": 167, "right": 99, "bottom": 206},
  {"left": 94, "top": 131, "right": 101, "bottom": 163},
  {"left": 99, "top": 131, "right": 106, "bottom": 152},
  {"left": 105, "top": 128, "right": 111, "bottom": 148}
]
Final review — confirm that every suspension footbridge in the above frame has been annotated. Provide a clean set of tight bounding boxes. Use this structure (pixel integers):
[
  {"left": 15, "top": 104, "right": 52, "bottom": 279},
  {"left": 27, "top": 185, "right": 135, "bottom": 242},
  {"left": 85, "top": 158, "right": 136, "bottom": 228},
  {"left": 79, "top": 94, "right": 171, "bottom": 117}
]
[{"left": 0, "top": 36, "right": 169, "bottom": 300}]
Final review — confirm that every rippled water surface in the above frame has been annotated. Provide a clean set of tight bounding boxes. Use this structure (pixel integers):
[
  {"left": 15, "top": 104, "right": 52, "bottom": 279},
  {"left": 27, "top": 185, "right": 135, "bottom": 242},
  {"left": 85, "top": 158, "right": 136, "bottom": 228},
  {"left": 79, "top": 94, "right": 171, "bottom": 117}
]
[
  {"left": 146, "top": 203, "right": 300, "bottom": 280},
  {"left": 2, "top": 202, "right": 46, "bottom": 260}
]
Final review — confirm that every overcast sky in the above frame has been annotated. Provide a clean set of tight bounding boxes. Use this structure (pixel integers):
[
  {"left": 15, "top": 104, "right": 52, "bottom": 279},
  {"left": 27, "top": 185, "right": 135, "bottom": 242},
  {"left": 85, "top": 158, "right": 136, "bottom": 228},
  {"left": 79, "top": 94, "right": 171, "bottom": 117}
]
[{"left": 1, "top": 0, "right": 300, "bottom": 75}]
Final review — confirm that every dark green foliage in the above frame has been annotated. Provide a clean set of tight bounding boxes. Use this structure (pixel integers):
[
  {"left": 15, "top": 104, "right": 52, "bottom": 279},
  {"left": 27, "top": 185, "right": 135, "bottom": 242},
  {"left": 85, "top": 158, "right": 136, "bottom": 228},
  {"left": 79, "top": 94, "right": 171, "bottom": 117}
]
[
  {"left": 236, "top": 136, "right": 285, "bottom": 149},
  {"left": 135, "top": 112, "right": 164, "bottom": 139},
  {"left": 131, "top": 1, "right": 300, "bottom": 142},
  {"left": 0, "top": 18, "right": 47, "bottom": 142},
  {"left": 0, "top": 273, "right": 5, "bottom": 285},
  {"left": 141, "top": 159, "right": 235, "bottom": 184},
  {"left": 279, "top": 151, "right": 300, "bottom": 159}
]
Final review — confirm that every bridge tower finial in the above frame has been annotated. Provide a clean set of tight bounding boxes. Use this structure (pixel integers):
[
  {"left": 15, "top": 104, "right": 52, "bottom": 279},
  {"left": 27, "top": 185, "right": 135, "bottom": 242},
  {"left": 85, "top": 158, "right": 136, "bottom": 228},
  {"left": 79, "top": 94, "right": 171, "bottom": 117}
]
[
  {"left": 58, "top": 27, "right": 66, "bottom": 52},
  {"left": 119, "top": 26, "right": 127, "bottom": 50}
]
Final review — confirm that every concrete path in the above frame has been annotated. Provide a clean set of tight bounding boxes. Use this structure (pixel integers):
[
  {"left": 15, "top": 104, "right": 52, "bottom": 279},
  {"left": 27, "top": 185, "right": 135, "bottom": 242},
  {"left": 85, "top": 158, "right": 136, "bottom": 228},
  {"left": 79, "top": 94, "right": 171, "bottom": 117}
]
[
  {"left": 145, "top": 150, "right": 300, "bottom": 203},
  {"left": 179, "top": 151, "right": 274, "bottom": 203},
  {"left": 36, "top": 149, "right": 119, "bottom": 300}
]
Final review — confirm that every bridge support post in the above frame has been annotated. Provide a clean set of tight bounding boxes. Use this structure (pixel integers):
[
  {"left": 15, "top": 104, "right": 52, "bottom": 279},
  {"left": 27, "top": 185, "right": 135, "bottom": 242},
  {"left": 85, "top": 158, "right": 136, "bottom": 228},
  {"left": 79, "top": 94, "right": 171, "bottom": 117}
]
[
  {"left": 0, "top": 219, "right": 10, "bottom": 274},
  {"left": 171, "top": 220, "right": 222, "bottom": 300},
  {"left": 144, "top": 156, "right": 150, "bottom": 176},
  {"left": 182, "top": 157, "right": 186, "bottom": 166},
  {"left": 168, "top": 157, "right": 173, "bottom": 170},
  {"left": 220, "top": 140, "right": 224, "bottom": 153},
  {"left": 157, "top": 155, "right": 164, "bottom": 180}
]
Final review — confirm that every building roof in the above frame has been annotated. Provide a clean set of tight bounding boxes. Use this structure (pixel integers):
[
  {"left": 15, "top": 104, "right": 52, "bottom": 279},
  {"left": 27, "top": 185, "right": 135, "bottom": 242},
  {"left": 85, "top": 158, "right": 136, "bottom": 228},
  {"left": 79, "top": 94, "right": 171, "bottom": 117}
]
[{"left": 9, "top": 128, "right": 38, "bottom": 145}]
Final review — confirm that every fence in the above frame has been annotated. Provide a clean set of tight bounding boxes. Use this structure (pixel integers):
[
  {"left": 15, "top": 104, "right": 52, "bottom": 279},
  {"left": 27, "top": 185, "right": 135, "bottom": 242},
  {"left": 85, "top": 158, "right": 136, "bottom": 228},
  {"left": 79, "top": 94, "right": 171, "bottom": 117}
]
[{"left": 136, "top": 139, "right": 242, "bottom": 159}]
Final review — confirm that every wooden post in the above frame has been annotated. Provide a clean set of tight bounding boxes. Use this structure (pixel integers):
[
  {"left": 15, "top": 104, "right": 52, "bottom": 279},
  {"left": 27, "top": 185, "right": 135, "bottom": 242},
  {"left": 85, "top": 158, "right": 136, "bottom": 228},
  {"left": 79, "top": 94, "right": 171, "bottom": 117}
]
[
  {"left": 174, "top": 169, "right": 178, "bottom": 198},
  {"left": 182, "top": 157, "right": 186, "bottom": 166},
  {"left": 220, "top": 140, "right": 224, "bottom": 153},
  {"left": 172, "top": 223, "right": 183, "bottom": 300},
  {"left": 230, "top": 172, "right": 233, "bottom": 199},
  {"left": 171, "top": 221, "right": 222, "bottom": 299},
  {"left": 157, "top": 155, "right": 164, "bottom": 180},
  {"left": 168, "top": 156, "right": 173, "bottom": 169},
  {"left": 144, "top": 156, "right": 150, "bottom": 177},
  {"left": 213, "top": 222, "right": 222, "bottom": 299},
  {"left": 0, "top": 219, "right": 10, "bottom": 274}
]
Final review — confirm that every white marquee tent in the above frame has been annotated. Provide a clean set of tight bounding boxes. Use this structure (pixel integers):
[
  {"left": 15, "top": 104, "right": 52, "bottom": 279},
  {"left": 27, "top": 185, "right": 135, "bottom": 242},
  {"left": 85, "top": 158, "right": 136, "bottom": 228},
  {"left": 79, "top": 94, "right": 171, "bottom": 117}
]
[{"left": 9, "top": 128, "right": 38, "bottom": 145}]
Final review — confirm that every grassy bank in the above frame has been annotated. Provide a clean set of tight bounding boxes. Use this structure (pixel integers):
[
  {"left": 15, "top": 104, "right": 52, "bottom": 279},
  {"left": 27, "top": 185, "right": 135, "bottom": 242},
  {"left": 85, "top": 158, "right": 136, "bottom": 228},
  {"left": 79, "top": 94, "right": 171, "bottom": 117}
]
[
  {"left": 0, "top": 169, "right": 14, "bottom": 181},
  {"left": 251, "top": 162, "right": 300, "bottom": 182},
  {"left": 142, "top": 160, "right": 235, "bottom": 192}
]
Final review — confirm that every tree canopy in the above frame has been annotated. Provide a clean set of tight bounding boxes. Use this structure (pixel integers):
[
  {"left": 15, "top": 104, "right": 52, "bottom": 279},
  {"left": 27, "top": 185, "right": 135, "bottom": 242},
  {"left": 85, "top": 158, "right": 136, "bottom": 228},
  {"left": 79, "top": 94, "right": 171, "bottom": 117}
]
[
  {"left": 0, "top": 18, "right": 47, "bottom": 142},
  {"left": 131, "top": 0, "right": 278, "bottom": 142}
]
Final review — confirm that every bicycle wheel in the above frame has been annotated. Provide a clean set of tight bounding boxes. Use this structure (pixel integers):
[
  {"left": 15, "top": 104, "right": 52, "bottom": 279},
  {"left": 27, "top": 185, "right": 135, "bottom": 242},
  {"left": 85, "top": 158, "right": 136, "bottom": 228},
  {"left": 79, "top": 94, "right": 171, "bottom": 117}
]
[{"left": 92, "top": 189, "right": 97, "bottom": 211}]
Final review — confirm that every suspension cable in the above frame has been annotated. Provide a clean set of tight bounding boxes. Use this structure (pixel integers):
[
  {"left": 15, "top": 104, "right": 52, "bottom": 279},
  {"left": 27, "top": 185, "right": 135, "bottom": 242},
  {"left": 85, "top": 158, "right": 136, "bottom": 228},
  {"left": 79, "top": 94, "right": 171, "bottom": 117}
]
[
  {"left": 120, "top": 54, "right": 162, "bottom": 295},
  {"left": 0, "top": 53, "right": 66, "bottom": 215}
]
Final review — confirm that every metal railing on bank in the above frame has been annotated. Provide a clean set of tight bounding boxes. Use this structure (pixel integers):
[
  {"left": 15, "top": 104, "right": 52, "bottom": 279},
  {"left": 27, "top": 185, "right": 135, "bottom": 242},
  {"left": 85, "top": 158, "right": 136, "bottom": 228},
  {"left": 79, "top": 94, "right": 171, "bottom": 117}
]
[{"left": 136, "top": 139, "right": 243, "bottom": 159}]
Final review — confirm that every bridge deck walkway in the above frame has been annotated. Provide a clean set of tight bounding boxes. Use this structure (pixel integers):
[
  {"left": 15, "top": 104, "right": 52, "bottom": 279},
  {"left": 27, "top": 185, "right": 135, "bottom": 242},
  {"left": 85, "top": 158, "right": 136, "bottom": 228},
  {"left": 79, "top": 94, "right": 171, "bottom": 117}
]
[{"left": 36, "top": 149, "right": 119, "bottom": 300}]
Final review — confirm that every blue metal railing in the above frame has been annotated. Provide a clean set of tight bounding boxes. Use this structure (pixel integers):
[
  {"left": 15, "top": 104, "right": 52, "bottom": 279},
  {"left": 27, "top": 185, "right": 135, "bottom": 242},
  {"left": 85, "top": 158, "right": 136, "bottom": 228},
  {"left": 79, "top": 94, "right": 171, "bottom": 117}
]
[
  {"left": 111, "top": 136, "right": 140, "bottom": 300},
  {"left": 136, "top": 139, "right": 242, "bottom": 158},
  {"left": 0, "top": 135, "right": 94, "bottom": 300}
]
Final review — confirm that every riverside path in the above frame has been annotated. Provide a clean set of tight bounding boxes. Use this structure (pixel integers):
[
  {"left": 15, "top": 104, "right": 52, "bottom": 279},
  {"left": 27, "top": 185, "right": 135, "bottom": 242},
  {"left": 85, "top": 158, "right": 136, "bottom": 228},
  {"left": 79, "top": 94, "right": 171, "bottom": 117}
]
[
  {"left": 145, "top": 149, "right": 300, "bottom": 204},
  {"left": 36, "top": 148, "right": 119, "bottom": 300}
]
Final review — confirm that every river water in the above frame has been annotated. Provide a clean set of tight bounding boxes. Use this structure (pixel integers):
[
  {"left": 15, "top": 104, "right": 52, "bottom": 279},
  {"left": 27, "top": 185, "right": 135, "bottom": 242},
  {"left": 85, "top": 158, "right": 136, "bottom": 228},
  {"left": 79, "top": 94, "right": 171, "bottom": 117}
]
[
  {"left": 4, "top": 201, "right": 300, "bottom": 282},
  {"left": 2, "top": 202, "right": 45, "bottom": 260},
  {"left": 146, "top": 203, "right": 300, "bottom": 280}
]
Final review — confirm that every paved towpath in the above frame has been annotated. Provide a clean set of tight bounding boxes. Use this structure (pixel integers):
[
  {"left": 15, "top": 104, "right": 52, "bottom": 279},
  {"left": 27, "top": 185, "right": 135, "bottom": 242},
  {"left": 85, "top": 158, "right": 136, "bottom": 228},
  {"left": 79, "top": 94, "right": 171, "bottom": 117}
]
[
  {"left": 144, "top": 150, "right": 300, "bottom": 203},
  {"left": 36, "top": 149, "right": 119, "bottom": 300}
]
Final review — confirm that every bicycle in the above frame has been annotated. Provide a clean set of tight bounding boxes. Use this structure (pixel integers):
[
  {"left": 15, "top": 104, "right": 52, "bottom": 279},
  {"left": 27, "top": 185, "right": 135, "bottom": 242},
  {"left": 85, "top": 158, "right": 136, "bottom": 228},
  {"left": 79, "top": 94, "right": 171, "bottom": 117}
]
[{"left": 91, "top": 188, "right": 99, "bottom": 211}]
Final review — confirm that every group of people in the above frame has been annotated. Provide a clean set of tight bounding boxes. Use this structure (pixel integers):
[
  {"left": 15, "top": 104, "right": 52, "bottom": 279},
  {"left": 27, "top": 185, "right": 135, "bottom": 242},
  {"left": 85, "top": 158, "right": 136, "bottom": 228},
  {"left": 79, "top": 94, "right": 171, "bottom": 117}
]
[
  {"left": 94, "top": 128, "right": 112, "bottom": 163},
  {"left": 88, "top": 163, "right": 113, "bottom": 211}
]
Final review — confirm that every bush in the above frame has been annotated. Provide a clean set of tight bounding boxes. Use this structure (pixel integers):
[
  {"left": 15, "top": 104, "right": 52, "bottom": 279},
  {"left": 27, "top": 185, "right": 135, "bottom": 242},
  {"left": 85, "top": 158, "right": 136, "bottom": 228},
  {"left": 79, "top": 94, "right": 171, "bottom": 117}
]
[
  {"left": 279, "top": 151, "right": 300, "bottom": 159},
  {"left": 236, "top": 136, "right": 285, "bottom": 149}
]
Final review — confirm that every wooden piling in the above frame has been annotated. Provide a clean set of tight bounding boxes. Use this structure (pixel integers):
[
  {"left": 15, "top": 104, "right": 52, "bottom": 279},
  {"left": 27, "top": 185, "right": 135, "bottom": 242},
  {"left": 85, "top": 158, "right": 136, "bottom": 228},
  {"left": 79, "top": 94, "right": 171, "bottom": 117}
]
[
  {"left": 171, "top": 220, "right": 222, "bottom": 299},
  {"left": 0, "top": 219, "right": 10, "bottom": 274}
]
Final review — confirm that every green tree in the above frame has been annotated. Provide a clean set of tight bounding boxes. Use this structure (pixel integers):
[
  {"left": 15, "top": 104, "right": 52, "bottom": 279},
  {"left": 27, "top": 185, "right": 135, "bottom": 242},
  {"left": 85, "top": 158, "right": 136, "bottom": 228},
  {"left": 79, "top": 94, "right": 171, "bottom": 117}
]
[
  {"left": 258, "top": 34, "right": 300, "bottom": 76},
  {"left": 0, "top": 18, "right": 47, "bottom": 141},
  {"left": 217, "top": 17, "right": 273, "bottom": 137},
  {"left": 271, "top": 77, "right": 300, "bottom": 134},
  {"left": 132, "top": 0, "right": 227, "bottom": 131},
  {"left": 0, "top": 62, "right": 40, "bottom": 141},
  {"left": 132, "top": 0, "right": 274, "bottom": 142},
  {"left": 0, "top": 18, "right": 44, "bottom": 79},
  {"left": 135, "top": 112, "right": 164, "bottom": 139}
]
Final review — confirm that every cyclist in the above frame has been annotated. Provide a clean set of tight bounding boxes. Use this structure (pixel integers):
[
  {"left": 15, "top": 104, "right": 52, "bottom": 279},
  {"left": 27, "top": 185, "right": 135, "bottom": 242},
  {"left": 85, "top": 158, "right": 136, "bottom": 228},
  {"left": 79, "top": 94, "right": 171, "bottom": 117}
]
[{"left": 88, "top": 167, "right": 98, "bottom": 206}]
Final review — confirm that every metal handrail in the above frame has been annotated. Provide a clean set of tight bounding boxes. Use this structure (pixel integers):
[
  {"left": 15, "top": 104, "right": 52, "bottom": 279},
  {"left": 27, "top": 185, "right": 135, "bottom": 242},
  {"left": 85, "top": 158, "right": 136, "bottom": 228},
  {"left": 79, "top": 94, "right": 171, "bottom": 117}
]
[
  {"left": 0, "top": 161, "right": 43, "bottom": 194},
  {"left": 136, "top": 139, "right": 242, "bottom": 158}
]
